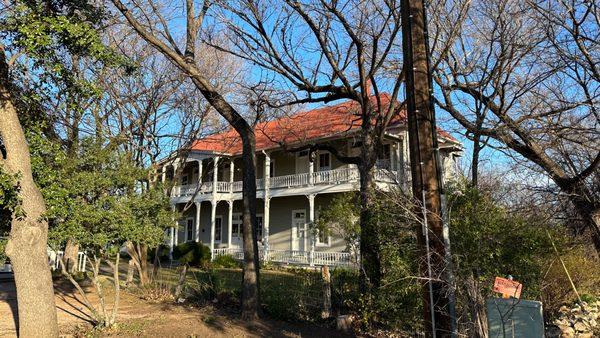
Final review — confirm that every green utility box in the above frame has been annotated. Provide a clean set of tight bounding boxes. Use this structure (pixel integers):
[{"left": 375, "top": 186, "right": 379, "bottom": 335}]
[{"left": 487, "top": 298, "right": 544, "bottom": 338}]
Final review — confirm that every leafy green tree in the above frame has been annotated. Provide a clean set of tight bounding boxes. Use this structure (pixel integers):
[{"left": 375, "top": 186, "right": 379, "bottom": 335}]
[
  {"left": 42, "top": 138, "right": 175, "bottom": 327},
  {"left": 1, "top": 1, "right": 124, "bottom": 334}
]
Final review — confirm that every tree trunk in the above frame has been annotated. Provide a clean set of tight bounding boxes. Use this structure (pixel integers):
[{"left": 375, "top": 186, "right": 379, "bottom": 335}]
[
  {"left": 126, "top": 242, "right": 150, "bottom": 286},
  {"left": 63, "top": 238, "right": 79, "bottom": 274},
  {"left": 555, "top": 179, "right": 600, "bottom": 254},
  {"left": 126, "top": 259, "right": 135, "bottom": 286},
  {"left": 358, "top": 161, "right": 381, "bottom": 293},
  {"left": 401, "top": 0, "right": 456, "bottom": 334},
  {"left": 240, "top": 136, "right": 261, "bottom": 320},
  {"left": 0, "top": 49, "right": 59, "bottom": 337}
]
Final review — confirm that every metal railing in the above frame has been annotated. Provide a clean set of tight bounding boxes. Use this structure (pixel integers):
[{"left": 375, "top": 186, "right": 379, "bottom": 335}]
[{"left": 212, "top": 248, "right": 355, "bottom": 268}]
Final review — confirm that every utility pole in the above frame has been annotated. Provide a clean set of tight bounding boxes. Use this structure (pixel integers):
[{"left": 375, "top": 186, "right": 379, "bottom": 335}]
[{"left": 400, "top": 0, "right": 456, "bottom": 336}]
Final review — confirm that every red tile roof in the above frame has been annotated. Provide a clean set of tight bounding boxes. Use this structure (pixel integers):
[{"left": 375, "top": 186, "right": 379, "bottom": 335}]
[{"left": 190, "top": 94, "right": 457, "bottom": 155}]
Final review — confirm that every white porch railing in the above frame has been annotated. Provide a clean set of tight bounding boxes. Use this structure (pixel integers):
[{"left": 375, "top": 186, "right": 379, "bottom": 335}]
[
  {"left": 212, "top": 248, "right": 356, "bottom": 268},
  {"left": 232, "top": 181, "right": 243, "bottom": 192},
  {"left": 172, "top": 167, "right": 399, "bottom": 197},
  {"left": 270, "top": 172, "right": 310, "bottom": 188},
  {"left": 216, "top": 181, "right": 231, "bottom": 192},
  {"left": 312, "top": 167, "right": 359, "bottom": 185}
]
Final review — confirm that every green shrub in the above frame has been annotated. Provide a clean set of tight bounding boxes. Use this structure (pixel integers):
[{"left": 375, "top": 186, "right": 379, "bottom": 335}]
[
  {"left": 149, "top": 244, "right": 171, "bottom": 262},
  {"left": 212, "top": 254, "right": 240, "bottom": 268},
  {"left": 173, "top": 242, "right": 211, "bottom": 268}
]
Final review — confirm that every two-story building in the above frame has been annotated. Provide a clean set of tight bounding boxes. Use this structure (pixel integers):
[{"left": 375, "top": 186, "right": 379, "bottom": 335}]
[{"left": 158, "top": 94, "right": 461, "bottom": 267}]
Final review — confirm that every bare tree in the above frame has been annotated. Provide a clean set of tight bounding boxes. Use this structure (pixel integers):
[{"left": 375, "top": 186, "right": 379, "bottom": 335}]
[
  {"left": 208, "top": 0, "right": 405, "bottom": 293},
  {"left": 109, "top": 0, "right": 262, "bottom": 319},
  {"left": 433, "top": 0, "right": 600, "bottom": 252}
]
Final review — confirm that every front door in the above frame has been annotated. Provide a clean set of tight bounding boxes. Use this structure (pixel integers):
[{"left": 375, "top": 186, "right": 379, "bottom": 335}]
[
  {"left": 231, "top": 213, "right": 243, "bottom": 248},
  {"left": 292, "top": 209, "right": 307, "bottom": 251}
]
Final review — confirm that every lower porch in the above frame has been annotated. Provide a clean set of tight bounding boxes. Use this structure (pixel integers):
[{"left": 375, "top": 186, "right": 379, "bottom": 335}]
[{"left": 212, "top": 248, "right": 357, "bottom": 268}]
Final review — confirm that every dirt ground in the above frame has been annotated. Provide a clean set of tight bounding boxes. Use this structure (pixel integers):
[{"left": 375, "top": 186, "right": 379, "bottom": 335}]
[{"left": 0, "top": 276, "right": 352, "bottom": 338}]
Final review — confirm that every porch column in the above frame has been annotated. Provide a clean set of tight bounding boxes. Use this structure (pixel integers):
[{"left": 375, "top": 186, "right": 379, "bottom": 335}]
[
  {"left": 161, "top": 166, "right": 167, "bottom": 183},
  {"left": 308, "top": 194, "right": 315, "bottom": 266},
  {"left": 169, "top": 205, "right": 176, "bottom": 260},
  {"left": 264, "top": 152, "right": 271, "bottom": 260},
  {"left": 212, "top": 156, "right": 220, "bottom": 195},
  {"left": 197, "top": 159, "right": 203, "bottom": 186},
  {"left": 173, "top": 161, "right": 180, "bottom": 183},
  {"left": 229, "top": 159, "right": 235, "bottom": 193},
  {"left": 210, "top": 200, "right": 217, "bottom": 253},
  {"left": 195, "top": 202, "right": 201, "bottom": 242},
  {"left": 264, "top": 197, "right": 270, "bottom": 259},
  {"left": 264, "top": 152, "right": 271, "bottom": 190},
  {"left": 399, "top": 137, "right": 407, "bottom": 189},
  {"left": 227, "top": 200, "right": 233, "bottom": 247}
]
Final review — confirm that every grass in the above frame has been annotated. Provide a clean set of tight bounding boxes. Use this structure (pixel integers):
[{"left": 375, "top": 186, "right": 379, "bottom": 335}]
[{"left": 151, "top": 264, "right": 359, "bottom": 322}]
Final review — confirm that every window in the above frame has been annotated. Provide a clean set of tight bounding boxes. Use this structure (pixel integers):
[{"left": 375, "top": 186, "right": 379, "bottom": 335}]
[
  {"left": 181, "top": 174, "right": 189, "bottom": 185},
  {"left": 215, "top": 217, "right": 222, "bottom": 242},
  {"left": 319, "top": 153, "right": 331, "bottom": 171},
  {"left": 186, "top": 219, "right": 194, "bottom": 242}
]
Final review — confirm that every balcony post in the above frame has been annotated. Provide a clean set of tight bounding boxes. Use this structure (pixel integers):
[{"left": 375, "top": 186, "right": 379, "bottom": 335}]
[
  {"left": 264, "top": 152, "right": 270, "bottom": 190},
  {"left": 173, "top": 161, "right": 179, "bottom": 184},
  {"left": 195, "top": 201, "right": 201, "bottom": 242},
  {"left": 308, "top": 156, "right": 314, "bottom": 186},
  {"left": 308, "top": 194, "right": 315, "bottom": 266},
  {"left": 229, "top": 159, "right": 234, "bottom": 193},
  {"left": 197, "top": 159, "right": 203, "bottom": 186},
  {"left": 212, "top": 156, "right": 219, "bottom": 195},
  {"left": 227, "top": 200, "right": 233, "bottom": 247}
]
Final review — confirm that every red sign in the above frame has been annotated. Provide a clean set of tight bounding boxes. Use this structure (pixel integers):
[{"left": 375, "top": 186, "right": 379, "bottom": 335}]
[{"left": 493, "top": 277, "right": 522, "bottom": 299}]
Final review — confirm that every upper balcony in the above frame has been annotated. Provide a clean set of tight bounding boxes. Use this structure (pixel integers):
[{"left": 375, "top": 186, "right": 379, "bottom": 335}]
[{"left": 171, "top": 166, "right": 401, "bottom": 200}]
